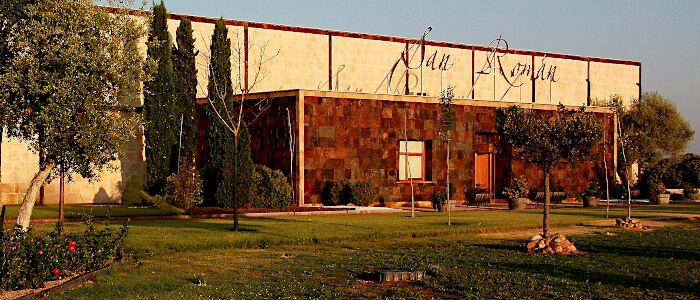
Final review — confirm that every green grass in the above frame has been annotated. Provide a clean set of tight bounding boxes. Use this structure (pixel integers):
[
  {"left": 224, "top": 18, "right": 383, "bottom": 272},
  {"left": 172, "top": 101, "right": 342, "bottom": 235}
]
[
  {"left": 10, "top": 204, "right": 700, "bottom": 299},
  {"left": 1, "top": 204, "right": 183, "bottom": 220}
]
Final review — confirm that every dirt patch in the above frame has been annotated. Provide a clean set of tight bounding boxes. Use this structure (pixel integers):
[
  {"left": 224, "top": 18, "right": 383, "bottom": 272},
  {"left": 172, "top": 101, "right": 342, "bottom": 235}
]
[
  {"left": 0, "top": 276, "right": 76, "bottom": 300},
  {"left": 480, "top": 217, "right": 698, "bottom": 241}
]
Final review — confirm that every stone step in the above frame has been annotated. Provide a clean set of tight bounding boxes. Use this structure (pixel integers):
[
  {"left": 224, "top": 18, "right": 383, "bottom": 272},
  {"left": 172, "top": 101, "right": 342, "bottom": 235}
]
[{"left": 378, "top": 269, "right": 425, "bottom": 282}]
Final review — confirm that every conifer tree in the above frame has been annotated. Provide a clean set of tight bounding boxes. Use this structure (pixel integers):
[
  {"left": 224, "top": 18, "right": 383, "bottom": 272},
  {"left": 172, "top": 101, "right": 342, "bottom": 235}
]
[
  {"left": 144, "top": 1, "right": 177, "bottom": 195},
  {"left": 172, "top": 18, "right": 198, "bottom": 167},
  {"left": 205, "top": 18, "right": 257, "bottom": 230}
]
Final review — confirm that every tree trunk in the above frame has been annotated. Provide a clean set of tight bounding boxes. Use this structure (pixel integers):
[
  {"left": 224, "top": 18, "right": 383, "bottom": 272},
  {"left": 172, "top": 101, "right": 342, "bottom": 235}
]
[
  {"left": 233, "top": 136, "right": 239, "bottom": 231},
  {"left": 447, "top": 143, "right": 451, "bottom": 226},
  {"left": 543, "top": 171, "right": 551, "bottom": 237},
  {"left": 17, "top": 159, "right": 56, "bottom": 230}
]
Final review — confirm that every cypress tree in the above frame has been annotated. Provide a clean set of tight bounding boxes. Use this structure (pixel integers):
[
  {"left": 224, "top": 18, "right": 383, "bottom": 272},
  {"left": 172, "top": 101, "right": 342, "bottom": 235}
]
[
  {"left": 172, "top": 18, "right": 198, "bottom": 167},
  {"left": 144, "top": 1, "right": 177, "bottom": 195},
  {"left": 205, "top": 19, "right": 256, "bottom": 228}
]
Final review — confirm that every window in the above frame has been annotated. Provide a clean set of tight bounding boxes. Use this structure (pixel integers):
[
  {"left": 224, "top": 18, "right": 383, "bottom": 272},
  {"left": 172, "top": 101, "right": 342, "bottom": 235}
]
[{"left": 399, "top": 140, "right": 426, "bottom": 181}]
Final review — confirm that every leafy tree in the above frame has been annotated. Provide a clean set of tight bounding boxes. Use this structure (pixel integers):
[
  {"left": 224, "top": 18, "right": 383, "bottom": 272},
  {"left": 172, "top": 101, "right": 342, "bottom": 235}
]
[
  {"left": 620, "top": 92, "right": 694, "bottom": 169},
  {"left": 0, "top": 0, "right": 146, "bottom": 229},
  {"left": 143, "top": 1, "right": 177, "bottom": 195},
  {"left": 496, "top": 105, "right": 603, "bottom": 237},
  {"left": 436, "top": 86, "right": 455, "bottom": 225},
  {"left": 172, "top": 18, "right": 198, "bottom": 167},
  {"left": 661, "top": 154, "right": 700, "bottom": 188}
]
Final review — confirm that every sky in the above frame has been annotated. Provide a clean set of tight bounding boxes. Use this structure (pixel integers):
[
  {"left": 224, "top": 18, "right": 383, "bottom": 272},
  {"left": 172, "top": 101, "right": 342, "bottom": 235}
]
[{"left": 131, "top": 0, "right": 700, "bottom": 154}]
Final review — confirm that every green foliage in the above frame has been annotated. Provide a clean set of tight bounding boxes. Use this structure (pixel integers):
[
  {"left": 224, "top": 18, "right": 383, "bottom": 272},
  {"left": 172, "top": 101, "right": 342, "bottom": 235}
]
[
  {"left": 172, "top": 18, "right": 198, "bottom": 166},
  {"left": 465, "top": 187, "right": 488, "bottom": 196},
  {"left": 351, "top": 181, "right": 377, "bottom": 206},
  {"left": 323, "top": 178, "right": 352, "bottom": 205},
  {"left": 436, "top": 86, "right": 456, "bottom": 143},
  {"left": 0, "top": 220, "right": 128, "bottom": 291},
  {"left": 120, "top": 174, "right": 171, "bottom": 210},
  {"left": 121, "top": 175, "right": 148, "bottom": 207},
  {"left": 581, "top": 180, "right": 602, "bottom": 197},
  {"left": 0, "top": 0, "right": 144, "bottom": 183},
  {"left": 496, "top": 105, "right": 604, "bottom": 173},
  {"left": 252, "top": 165, "right": 293, "bottom": 209},
  {"left": 430, "top": 184, "right": 456, "bottom": 211},
  {"left": 164, "top": 161, "right": 203, "bottom": 208},
  {"left": 659, "top": 154, "right": 700, "bottom": 188},
  {"left": 210, "top": 122, "right": 257, "bottom": 209},
  {"left": 144, "top": 1, "right": 178, "bottom": 195},
  {"left": 503, "top": 176, "right": 529, "bottom": 199},
  {"left": 620, "top": 92, "right": 694, "bottom": 169}
]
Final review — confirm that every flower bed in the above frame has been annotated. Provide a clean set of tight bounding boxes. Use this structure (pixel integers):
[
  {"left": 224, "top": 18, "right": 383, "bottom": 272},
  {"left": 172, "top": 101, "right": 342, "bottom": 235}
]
[{"left": 0, "top": 217, "right": 127, "bottom": 292}]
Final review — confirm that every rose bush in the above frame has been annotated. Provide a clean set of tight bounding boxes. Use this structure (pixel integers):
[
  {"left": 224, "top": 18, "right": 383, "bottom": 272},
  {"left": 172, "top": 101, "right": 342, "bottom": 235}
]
[{"left": 0, "top": 219, "right": 128, "bottom": 291}]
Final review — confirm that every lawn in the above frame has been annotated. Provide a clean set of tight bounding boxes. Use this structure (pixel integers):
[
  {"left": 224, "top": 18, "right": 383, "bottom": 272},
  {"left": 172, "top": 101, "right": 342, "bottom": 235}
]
[
  {"left": 1, "top": 204, "right": 184, "bottom": 221},
  {"left": 16, "top": 205, "right": 700, "bottom": 299}
]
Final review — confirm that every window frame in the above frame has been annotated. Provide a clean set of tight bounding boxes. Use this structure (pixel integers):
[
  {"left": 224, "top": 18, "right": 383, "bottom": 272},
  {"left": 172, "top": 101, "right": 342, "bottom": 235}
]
[{"left": 398, "top": 140, "right": 426, "bottom": 182}]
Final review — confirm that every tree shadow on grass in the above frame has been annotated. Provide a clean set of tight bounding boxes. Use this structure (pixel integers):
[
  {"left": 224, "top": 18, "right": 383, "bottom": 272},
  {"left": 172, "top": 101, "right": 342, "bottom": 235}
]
[
  {"left": 128, "top": 219, "right": 264, "bottom": 232},
  {"left": 501, "top": 261, "right": 697, "bottom": 295}
]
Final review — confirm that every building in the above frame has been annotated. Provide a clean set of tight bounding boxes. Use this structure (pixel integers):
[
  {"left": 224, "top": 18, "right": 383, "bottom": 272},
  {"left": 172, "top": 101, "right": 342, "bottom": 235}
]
[{"left": 0, "top": 10, "right": 640, "bottom": 207}]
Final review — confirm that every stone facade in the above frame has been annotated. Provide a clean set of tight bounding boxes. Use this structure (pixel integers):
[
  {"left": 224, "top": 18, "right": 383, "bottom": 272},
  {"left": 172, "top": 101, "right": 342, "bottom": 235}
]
[{"left": 245, "top": 90, "right": 614, "bottom": 207}]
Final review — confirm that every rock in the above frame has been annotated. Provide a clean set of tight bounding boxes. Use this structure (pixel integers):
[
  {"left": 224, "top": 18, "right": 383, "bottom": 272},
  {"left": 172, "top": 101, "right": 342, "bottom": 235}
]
[
  {"left": 551, "top": 244, "right": 563, "bottom": 253},
  {"left": 565, "top": 245, "right": 577, "bottom": 252},
  {"left": 527, "top": 239, "right": 540, "bottom": 250},
  {"left": 531, "top": 234, "right": 543, "bottom": 241},
  {"left": 558, "top": 239, "right": 572, "bottom": 249},
  {"left": 537, "top": 240, "right": 546, "bottom": 249}
]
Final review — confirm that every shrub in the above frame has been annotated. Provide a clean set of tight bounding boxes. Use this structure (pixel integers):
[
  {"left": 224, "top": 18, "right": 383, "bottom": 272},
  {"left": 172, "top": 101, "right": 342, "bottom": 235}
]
[
  {"left": 164, "top": 161, "right": 203, "bottom": 208},
  {"left": 351, "top": 181, "right": 377, "bottom": 206},
  {"left": 504, "top": 177, "right": 529, "bottom": 199},
  {"left": 0, "top": 219, "right": 128, "bottom": 291},
  {"left": 430, "top": 184, "right": 455, "bottom": 212},
  {"left": 683, "top": 186, "right": 700, "bottom": 200},
  {"left": 253, "top": 165, "right": 293, "bottom": 209},
  {"left": 581, "top": 181, "right": 602, "bottom": 198},
  {"left": 121, "top": 175, "right": 147, "bottom": 206},
  {"left": 323, "top": 178, "right": 352, "bottom": 205}
]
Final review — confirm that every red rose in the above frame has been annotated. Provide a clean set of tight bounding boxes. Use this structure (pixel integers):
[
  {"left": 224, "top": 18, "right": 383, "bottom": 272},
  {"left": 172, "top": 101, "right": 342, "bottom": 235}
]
[
  {"left": 68, "top": 241, "right": 77, "bottom": 247},
  {"left": 52, "top": 268, "right": 60, "bottom": 276},
  {"left": 69, "top": 245, "right": 76, "bottom": 252},
  {"left": 15, "top": 242, "right": 21, "bottom": 246},
  {"left": 38, "top": 250, "right": 43, "bottom": 254}
]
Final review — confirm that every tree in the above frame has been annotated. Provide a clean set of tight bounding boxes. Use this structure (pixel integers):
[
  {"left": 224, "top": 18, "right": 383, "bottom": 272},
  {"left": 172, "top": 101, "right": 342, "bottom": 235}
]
[
  {"left": 172, "top": 18, "right": 198, "bottom": 167},
  {"left": 436, "top": 86, "right": 455, "bottom": 225},
  {"left": 0, "top": 0, "right": 145, "bottom": 229},
  {"left": 496, "top": 105, "right": 603, "bottom": 237},
  {"left": 621, "top": 92, "right": 694, "bottom": 169},
  {"left": 143, "top": 1, "right": 177, "bottom": 195},
  {"left": 203, "top": 18, "right": 277, "bottom": 231}
]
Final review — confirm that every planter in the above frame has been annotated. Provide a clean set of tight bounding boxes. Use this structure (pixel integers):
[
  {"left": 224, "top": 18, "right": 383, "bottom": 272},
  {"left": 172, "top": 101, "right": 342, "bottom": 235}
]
[
  {"left": 653, "top": 193, "right": 671, "bottom": 205},
  {"left": 583, "top": 196, "right": 599, "bottom": 207},
  {"left": 508, "top": 198, "right": 528, "bottom": 210}
]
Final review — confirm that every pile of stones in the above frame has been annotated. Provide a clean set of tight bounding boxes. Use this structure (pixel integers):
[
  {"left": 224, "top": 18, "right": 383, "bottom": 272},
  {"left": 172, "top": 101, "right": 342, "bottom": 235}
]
[
  {"left": 527, "top": 233, "right": 578, "bottom": 254},
  {"left": 615, "top": 217, "right": 651, "bottom": 230}
]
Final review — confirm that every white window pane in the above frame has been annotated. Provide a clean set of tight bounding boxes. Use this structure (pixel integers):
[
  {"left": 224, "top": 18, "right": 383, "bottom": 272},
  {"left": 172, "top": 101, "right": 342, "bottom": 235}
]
[
  {"left": 399, "top": 155, "right": 407, "bottom": 180},
  {"left": 399, "top": 141, "right": 423, "bottom": 153},
  {"left": 407, "top": 156, "right": 422, "bottom": 179},
  {"left": 406, "top": 141, "right": 423, "bottom": 153}
]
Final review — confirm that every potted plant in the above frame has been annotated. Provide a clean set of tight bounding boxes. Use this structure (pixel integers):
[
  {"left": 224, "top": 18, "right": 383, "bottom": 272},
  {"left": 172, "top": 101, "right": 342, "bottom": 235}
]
[
  {"left": 431, "top": 184, "right": 455, "bottom": 212},
  {"left": 465, "top": 186, "right": 489, "bottom": 207},
  {"left": 504, "top": 177, "right": 529, "bottom": 210},
  {"left": 581, "top": 180, "right": 601, "bottom": 207},
  {"left": 650, "top": 180, "right": 670, "bottom": 205}
]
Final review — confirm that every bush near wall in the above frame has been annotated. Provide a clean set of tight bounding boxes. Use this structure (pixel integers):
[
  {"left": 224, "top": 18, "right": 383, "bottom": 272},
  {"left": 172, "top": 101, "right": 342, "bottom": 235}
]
[
  {"left": 252, "top": 165, "right": 293, "bottom": 209},
  {"left": 0, "top": 219, "right": 128, "bottom": 291}
]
